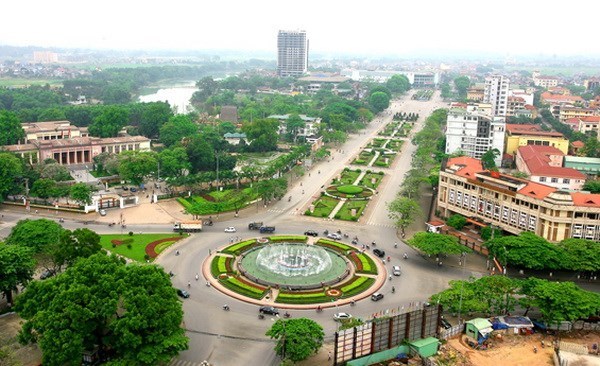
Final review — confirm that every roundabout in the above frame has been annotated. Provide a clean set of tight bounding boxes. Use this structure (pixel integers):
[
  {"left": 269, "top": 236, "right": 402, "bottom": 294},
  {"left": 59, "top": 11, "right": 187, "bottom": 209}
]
[{"left": 204, "top": 235, "right": 385, "bottom": 307}]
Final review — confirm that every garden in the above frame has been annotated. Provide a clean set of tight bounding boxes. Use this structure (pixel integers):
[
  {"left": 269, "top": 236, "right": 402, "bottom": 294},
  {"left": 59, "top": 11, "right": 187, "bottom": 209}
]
[
  {"left": 352, "top": 149, "right": 375, "bottom": 166},
  {"left": 335, "top": 200, "right": 369, "bottom": 221},
  {"left": 99, "top": 233, "right": 183, "bottom": 262},
  {"left": 412, "top": 89, "right": 434, "bottom": 100},
  {"left": 177, "top": 187, "right": 259, "bottom": 215},
  {"left": 305, "top": 195, "right": 339, "bottom": 218},
  {"left": 208, "top": 236, "right": 381, "bottom": 305},
  {"left": 378, "top": 121, "right": 401, "bottom": 136}
]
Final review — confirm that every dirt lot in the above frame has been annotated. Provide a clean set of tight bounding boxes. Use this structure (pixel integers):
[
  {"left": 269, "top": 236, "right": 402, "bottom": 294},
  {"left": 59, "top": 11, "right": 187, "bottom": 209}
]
[
  {"left": 0, "top": 313, "right": 42, "bottom": 366},
  {"left": 442, "top": 331, "right": 600, "bottom": 366}
]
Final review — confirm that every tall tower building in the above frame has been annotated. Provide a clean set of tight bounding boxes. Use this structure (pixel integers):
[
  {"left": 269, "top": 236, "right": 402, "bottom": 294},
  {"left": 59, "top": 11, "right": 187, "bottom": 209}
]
[
  {"left": 277, "top": 30, "right": 308, "bottom": 77},
  {"left": 484, "top": 75, "right": 510, "bottom": 117}
]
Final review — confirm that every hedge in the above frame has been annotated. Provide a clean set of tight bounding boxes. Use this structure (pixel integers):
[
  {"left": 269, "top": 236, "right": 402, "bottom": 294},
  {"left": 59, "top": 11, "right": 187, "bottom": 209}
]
[
  {"left": 355, "top": 252, "right": 377, "bottom": 274},
  {"left": 337, "top": 276, "right": 376, "bottom": 298},
  {"left": 315, "top": 239, "right": 352, "bottom": 253},
  {"left": 337, "top": 185, "right": 364, "bottom": 195},
  {"left": 268, "top": 235, "right": 308, "bottom": 243},
  {"left": 220, "top": 276, "right": 268, "bottom": 300},
  {"left": 211, "top": 256, "right": 234, "bottom": 277},
  {"left": 222, "top": 239, "right": 258, "bottom": 255},
  {"left": 276, "top": 291, "right": 332, "bottom": 304}
]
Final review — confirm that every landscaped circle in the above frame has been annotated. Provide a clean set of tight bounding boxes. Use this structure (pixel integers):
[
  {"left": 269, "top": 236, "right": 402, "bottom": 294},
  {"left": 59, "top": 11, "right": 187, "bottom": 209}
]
[
  {"left": 239, "top": 243, "right": 349, "bottom": 288},
  {"left": 337, "top": 185, "right": 364, "bottom": 195}
]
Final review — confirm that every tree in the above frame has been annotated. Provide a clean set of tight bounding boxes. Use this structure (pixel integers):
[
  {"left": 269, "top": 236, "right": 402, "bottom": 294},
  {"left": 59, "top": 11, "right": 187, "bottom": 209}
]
[
  {"left": 386, "top": 74, "right": 410, "bottom": 94},
  {"left": 408, "top": 232, "right": 468, "bottom": 257},
  {"left": 15, "top": 254, "right": 188, "bottom": 365},
  {"left": 69, "top": 183, "right": 93, "bottom": 206},
  {"left": 30, "top": 178, "right": 57, "bottom": 200},
  {"left": 6, "top": 219, "right": 64, "bottom": 254},
  {"left": 101, "top": 84, "right": 131, "bottom": 104},
  {"left": 480, "top": 225, "right": 502, "bottom": 241},
  {"left": 118, "top": 150, "right": 158, "bottom": 185},
  {"left": 0, "top": 152, "right": 24, "bottom": 202},
  {"left": 159, "top": 115, "right": 198, "bottom": 147},
  {"left": 0, "top": 243, "right": 36, "bottom": 306},
  {"left": 454, "top": 76, "right": 470, "bottom": 98},
  {"left": 0, "top": 110, "right": 25, "bottom": 145},
  {"left": 387, "top": 197, "right": 422, "bottom": 233},
  {"left": 369, "top": 85, "right": 391, "bottom": 99},
  {"left": 446, "top": 214, "right": 467, "bottom": 230},
  {"left": 158, "top": 147, "right": 191, "bottom": 178},
  {"left": 285, "top": 114, "right": 305, "bottom": 143},
  {"left": 139, "top": 102, "right": 173, "bottom": 138},
  {"left": 480, "top": 148, "right": 500, "bottom": 170},
  {"left": 357, "top": 107, "right": 374, "bottom": 123},
  {"left": 266, "top": 318, "right": 324, "bottom": 363},
  {"left": 241, "top": 118, "right": 279, "bottom": 152},
  {"left": 193, "top": 76, "right": 219, "bottom": 103},
  {"left": 582, "top": 180, "right": 600, "bottom": 193},
  {"left": 519, "top": 278, "right": 600, "bottom": 324},
  {"left": 52, "top": 228, "right": 101, "bottom": 269},
  {"left": 556, "top": 238, "right": 600, "bottom": 272},
  {"left": 485, "top": 232, "right": 561, "bottom": 270},
  {"left": 88, "top": 106, "right": 129, "bottom": 137},
  {"left": 370, "top": 91, "right": 390, "bottom": 113},
  {"left": 185, "top": 135, "right": 215, "bottom": 173}
]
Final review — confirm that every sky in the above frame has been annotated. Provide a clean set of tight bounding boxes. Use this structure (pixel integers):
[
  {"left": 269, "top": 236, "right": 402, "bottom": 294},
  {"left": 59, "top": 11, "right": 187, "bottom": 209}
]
[{"left": 1, "top": 0, "right": 598, "bottom": 58}]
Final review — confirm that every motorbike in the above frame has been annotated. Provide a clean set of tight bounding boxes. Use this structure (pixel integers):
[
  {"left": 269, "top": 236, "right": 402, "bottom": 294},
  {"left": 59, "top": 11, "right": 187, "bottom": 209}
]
[
  {"left": 288, "top": 196, "right": 291, "bottom": 202},
  {"left": 58, "top": 218, "right": 65, "bottom": 223},
  {"left": 222, "top": 305, "right": 230, "bottom": 311},
  {"left": 350, "top": 300, "right": 356, "bottom": 306},
  {"left": 283, "top": 312, "right": 291, "bottom": 318},
  {"left": 343, "top": 233, "right": 349, "bottom": 238},
  {"left": 323, "top": 229, "right": 329, "bottom": 235},
  {"left": 316, "top": 306, "right": 323, "bottom": 313},
  {"left": 203, "top": 221, "right": 213, "bottom": 226},
  {"left": 351, "top": 239, "right": 358, "bottom": 245},
  {"left": 108, "top": 222, "right": 115, "bottom": 227},
  {"left": 337, "top": 229, "right": 342, "bottom": 235},
  {"left": 258, "top": 313, "right": 265, "bottom": 320},
  {"left": 403, "top": 253, "right": 408, "bottom": 260},
  {"left": 121, "top": 224, "right": 126, "bottom": 228}
]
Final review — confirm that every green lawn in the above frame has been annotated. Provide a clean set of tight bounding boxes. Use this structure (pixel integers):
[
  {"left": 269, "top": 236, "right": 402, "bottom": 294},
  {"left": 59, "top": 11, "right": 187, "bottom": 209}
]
[
  {"left": 99, "top": 233, "right": 181, "bottom": 262},
  {"left": 306, "top": 196, "right": 339, "bottom": 218},
  {"left": 336, "top": 200, "right": 368, "bottom": 221},
  {"left": 360, "top": 173, "right": 384, "bottom": 189},
  {"left": 177, "top": 187, "right": 258, "bottom": 215},
  {"left": 339, "top": 170, "right": 361, "bottom": 184},
  {"left": 0, "top": 78, "right": 62, "bottom": 87}
]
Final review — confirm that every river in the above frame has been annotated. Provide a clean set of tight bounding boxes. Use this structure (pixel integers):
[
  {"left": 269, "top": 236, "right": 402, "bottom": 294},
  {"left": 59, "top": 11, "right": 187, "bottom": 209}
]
[{"left": 138, "top": 81, "right": 198, "bottom": 114}]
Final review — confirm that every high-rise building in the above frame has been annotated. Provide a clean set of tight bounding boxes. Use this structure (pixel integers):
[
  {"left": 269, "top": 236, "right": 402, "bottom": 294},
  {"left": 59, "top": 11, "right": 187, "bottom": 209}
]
[
  {"left": 445, "top": 105, "right": 506, "bottom": 166},
  {"left": 484, "top": 75, "right": 510, "bottom": 117},
  {"left": 277, "top": 30, "right": 308, "bottom": 77}
]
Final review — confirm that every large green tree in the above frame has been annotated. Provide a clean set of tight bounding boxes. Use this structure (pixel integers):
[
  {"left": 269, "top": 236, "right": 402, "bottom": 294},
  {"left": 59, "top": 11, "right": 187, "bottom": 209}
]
[
  {"left": 0, "top": 110, "right": 25, "bottom": 145},
  {"left": 241, "top": 118, "right": 279, "bottom": 152},
  {"left": 387, "top": 196, "right": 422, "bottom": 233},
  {"left": 69, "top": 183, "right": 93, "bottom": 206},
  {"left": 139, "top": 101, "right": 173, "bottom": 138},
  {"left": 386, "top": 74, "right": 410, "bottom": 94},
  {"left": 446, "top": 214, "right": 467, "bottom": 230},
  {"left": 159, "top": 115, "right": 198, "bottom": 147},
  {"left": 0, "top": 152, "right": 24, "bottom": 202},
  {"left": 370, "top": 91, "right": 390, "bottom": 113},
  {"left": 556, "top": 238, "right": 600, "bottom": 272},
  {"left": 6, "top": 219, "right": 64, "bottom": 254},
  {"left": 583, "top": 180, "right": 600, "bottom": 193},
  {"left": 0, "top": 243, "right": 36, "bottom": 306},
  {"left": 266, "top": 318, "right": 324, "bottom": 363},
  {"left": 158, "top": 147, "right": 191, "bottom": 178},
  {"left": 454, "top": 76, "right": 470, "bottom": 98},
  {"left": 52, "top": 228, "right": 101, "bottom": 269},
  {"left": 285, "top": 114, "right": 305, "bottom": 143},
  {"left": 408, "top": 232, "right": 468, "bottom": 257},
  {"left": 15, "top": 254, "right": 188, "bottom": 365},
  {"left": 485, "top": 232, "right": 561, "bottom": 270},
  {"left": 118, "top": 150, "right": 158, "bottom": 185},
  {"left": 88, "top": 106, "right": 129, "bottom": 137},
  {"left": 185, "top": 135, "right": 215, "bottom": 173}
]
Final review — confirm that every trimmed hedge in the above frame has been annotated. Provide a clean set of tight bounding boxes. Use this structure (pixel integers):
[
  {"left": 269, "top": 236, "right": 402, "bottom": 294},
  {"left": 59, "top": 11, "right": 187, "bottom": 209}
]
[
  {"left": 337, "top": 185, "right": 364, "bottom": 195},
  {"left": 276, "top": 291, "right": 332, "bottom": 304},
  {"left": 315, "top": 239, "right": 352, "bottom": 253},
  {"left": 222, "top": 239, "right": 258, "bottom": 255},
  {"left": 268, "top": 235, "right": 308, "bottom": 243},
  {"left": 355, "top": 252, "right": 377, "bottom": 274},
  {"left": 211, "top": 256, "right": 234, "bottom": 277},
  {"left": 337, "top": 276, "right": 376, "bottom": 298},
  {"left": 219, "top": 276, "right": 268, "bottom": 300}
]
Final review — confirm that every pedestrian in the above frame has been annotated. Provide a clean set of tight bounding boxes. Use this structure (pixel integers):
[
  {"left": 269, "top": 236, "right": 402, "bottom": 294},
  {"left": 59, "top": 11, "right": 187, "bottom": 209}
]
[
  {"left": 208, "top": 249, "right": 212, "bottom": 255},
  {"left": 328, "top": 351, "right": 331, "bottom": 361}
]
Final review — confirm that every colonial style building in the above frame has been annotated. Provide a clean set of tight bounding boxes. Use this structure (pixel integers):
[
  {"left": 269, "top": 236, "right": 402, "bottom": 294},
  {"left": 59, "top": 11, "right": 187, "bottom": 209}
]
[
  {"left": 515, "top": 145, "right": 586, "bottom": 190},
  {"left": 437, "top": 156, "right": 600, "bottom": 243}
]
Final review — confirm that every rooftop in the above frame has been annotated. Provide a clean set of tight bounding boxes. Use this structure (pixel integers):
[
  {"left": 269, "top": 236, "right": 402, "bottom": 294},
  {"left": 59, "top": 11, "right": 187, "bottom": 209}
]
[
  {"left": 517, "top": 145, "right": 585, "bottom": 179},
  {"left": 505, "top": 124, "right": 564, "bottom": 137}
]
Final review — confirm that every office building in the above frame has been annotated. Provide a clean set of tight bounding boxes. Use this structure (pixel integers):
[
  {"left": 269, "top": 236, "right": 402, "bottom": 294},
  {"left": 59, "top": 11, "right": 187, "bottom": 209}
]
[
  {"left": 445, "top": 105, "right": 505, "bottom": 166},
  {"left": 277, "top": 30, "right": 308, "bottom": 77},
  {"left": 484, "top": 75, "right": 510, "bottom": 117}
]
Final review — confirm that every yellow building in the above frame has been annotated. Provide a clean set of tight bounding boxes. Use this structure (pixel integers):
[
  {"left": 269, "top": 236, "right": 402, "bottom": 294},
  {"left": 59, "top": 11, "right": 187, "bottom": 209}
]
[{"left": 505, "top": 124, "right": 569, "bottom": 156}]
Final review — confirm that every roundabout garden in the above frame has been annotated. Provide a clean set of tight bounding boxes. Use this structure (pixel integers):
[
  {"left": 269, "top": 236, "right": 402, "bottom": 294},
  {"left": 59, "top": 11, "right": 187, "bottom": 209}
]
[{"left": 207, "top": 235, "right": 381, "bottom": 306}]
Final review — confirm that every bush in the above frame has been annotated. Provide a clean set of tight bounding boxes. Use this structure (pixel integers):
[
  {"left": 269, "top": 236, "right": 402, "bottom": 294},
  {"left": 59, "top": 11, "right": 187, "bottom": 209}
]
[
  {"left": 337, "top": 185, "right": 363, "bottom": 195},
  {"left": 276, "top": 291, "right": 331, "bottom": 304},
  {"left": 129, "top": 231, "right": 134, "bottom": 236},
  {"left": 220, "top": 276, "right": 267, "bottom": 299},
  {"left": 447, "top": 214, "right": 467, "bottom": 230},
  {"left": 144, "top": 254, "right": 150, "bottom": 261},
  {"left": 337, "top": 276, "right": 375, "bottom": 298},
  {"left": 222, "top": 239, "right": 258, "bottom": 255},
  {"left": 127, "top": 243, "right": 132, "bottom": 249},
  {"left": 112, "top": 243, "right": 117, "bottom": 248}
]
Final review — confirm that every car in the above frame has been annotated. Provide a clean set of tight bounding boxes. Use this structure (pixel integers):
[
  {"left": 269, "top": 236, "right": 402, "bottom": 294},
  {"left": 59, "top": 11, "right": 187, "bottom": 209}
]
[
  {"left": 440, "top": 317, "right": 452, "bottom": 330},
  {"left": 333, "top": 312, "right": 353, "bottom": 321},
  {"left": 259, "top": 306, "right": 279, "bottom": 315},
  {"left": 373, "top": 248, "right": 386, "bottom": 258},
  {"left": 177, "top": 289, "right": 190, "bottom": 298},
  {"left": 224, "top": 226, "right": 237, "bottom": 233},
  {"left": 99, "top": 209, "right": 107, "bottom": 216},
  {"left": 122, "top": 186, "right": 129, "bottom": 191},
  {"left": 259, "top": 226, "right": 275, "bottom": 233},
  {"left": 392, "top": 265, "right": 401, "bottom": 276},
  {"left": 327, "top": 232, "right": 342, "bottom": 240},
  {"left": 304, "top": 230, "right": 319, "bottom": 237},
  {"left": 371, "top": 293, "right": 384, "bottom": 301},
  {"left": 130, "top": 187, "right": 138, "bottom": 192}
]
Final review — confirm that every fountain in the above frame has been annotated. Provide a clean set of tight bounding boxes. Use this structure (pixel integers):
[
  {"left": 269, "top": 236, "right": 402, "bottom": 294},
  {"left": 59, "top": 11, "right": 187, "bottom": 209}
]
[{"left": 256, "top": 244, "right": 332, "bottom": 277}]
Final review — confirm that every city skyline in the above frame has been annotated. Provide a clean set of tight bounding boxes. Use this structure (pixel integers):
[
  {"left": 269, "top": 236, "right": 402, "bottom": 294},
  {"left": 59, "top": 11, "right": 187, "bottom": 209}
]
[{"left": 1, "top": 0, "right": 599, "bottom": 58}]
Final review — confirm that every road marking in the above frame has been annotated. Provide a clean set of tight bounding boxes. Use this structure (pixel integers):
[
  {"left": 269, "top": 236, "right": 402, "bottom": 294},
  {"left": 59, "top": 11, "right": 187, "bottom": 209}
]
[{"left": 366, "top": 222, "right": 395, "bottom": 229}]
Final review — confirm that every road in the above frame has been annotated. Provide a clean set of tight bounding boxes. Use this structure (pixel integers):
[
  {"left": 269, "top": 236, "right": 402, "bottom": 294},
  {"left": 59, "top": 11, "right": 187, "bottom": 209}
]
[{"left": 0, "top": 91, "right": 468, "bottom": 366}]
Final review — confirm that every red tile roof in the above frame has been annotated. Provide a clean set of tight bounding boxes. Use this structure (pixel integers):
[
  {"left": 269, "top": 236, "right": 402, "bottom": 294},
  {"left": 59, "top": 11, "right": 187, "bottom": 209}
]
[
  {"left": 571, "top": 140, "right": 585, "bottom": 148},
  {"left": 541, "top": 92, "right": 584, "bottom": 103},
  {"left": 517, "top": 145, "right": 585, "bottom": 179},
  {"left": 524, "top": 104, "right": 536, "bottom": 110},
  {"left": 506, "top": 124, "right": 542, "bottom": 132},
  {"left": 571, "top": 192, "right": 600, "bottom": 207},
  {"left": 518, "top": 181, "right": 557, "bottom": 200},
  {"left": 446, "top": 156, "right": 483, "bottom": 178}
]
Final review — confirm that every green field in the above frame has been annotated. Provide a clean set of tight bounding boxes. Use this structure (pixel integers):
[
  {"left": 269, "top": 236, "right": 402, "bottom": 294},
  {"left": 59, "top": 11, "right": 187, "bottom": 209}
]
[
  {"left": 0, "top": 78, "right": 62, "bottom": 87},
  {"left": 99, "top": 233, "right": 180, "bottom": 262},
  {"left": 306, "top": 196, "right": 339, "bottom": 217},
  {"left": 177, "top": 187, "right": 258, "bottom": 215},
  {"left": 336, "top": 200, "right": 368, "bottom": 221}
]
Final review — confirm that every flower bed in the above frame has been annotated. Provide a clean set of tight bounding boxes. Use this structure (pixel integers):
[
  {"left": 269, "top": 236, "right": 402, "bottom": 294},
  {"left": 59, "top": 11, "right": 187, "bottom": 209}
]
[
  {"left": 219, "top": 276, "right": 268, "bottom": 300},
  {"left": 304, "top": 196, "right": 338, "bottom": 218},
  {"left": 336, "top": 276, "right": 376, "bottom": 298},
  {"left": 335, "top": 200, "right": 368, "bottom": 221},
  {"left": 268, "top": 235, "right": 308, "bottom": 243},
  {"left": 221, "top": 239, "right": 258, "bottom": 255},
  {"left": 315, "top": 239, "right": 352, "bottom": 253},
  {"left": 354, "top": 252, "right": 377, "bottom": 274},
  {"left": 111, "top": 238, "right": 133, "bottom": 246},
  {"left": 211, "top": 256, "right": 234, "bottom": 277},
  {"left": 276, "top": 290, "right": 332, "bottom": 304}
]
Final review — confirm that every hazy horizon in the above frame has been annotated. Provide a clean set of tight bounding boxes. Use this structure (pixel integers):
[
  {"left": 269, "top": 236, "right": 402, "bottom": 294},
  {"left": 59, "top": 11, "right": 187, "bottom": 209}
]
[{"left": 2, "top": 0, "right": 599, "bottom": 59}]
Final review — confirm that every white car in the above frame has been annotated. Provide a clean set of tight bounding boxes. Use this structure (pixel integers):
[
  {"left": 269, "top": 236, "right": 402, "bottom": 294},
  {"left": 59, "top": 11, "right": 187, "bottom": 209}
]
[
  {"left": 99, "top": 209, "right": 107, "bottom": 216},
  {"left": 224, "top": 227, "right": 237, "bottom": 233},
  {"left": 327, "top": 232, "right": 342, "bottom": 240},
  {"left": 333, "top": 312, "right": 353, "bottom": 321}
]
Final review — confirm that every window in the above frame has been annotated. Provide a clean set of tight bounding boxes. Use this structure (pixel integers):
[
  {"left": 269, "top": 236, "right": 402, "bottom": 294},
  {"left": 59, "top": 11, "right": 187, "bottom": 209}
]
[
  {"left": 551, "top": 178, "right": 558, "bottom": 183},
  {"left": 563, "top": 178, "right": 570, "bottom": 184},
  {"left": 539, "top": 177, "right": 546, "bottom": 182}
]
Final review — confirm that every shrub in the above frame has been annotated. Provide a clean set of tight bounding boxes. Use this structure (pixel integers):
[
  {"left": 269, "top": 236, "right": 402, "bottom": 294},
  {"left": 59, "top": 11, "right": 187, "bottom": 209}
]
[
  {"left": 222, "top": 239, "right": 258, "bottom": 255},
  {"left": 127, "top": 243, "right": 132, "bottom": 249},
  {"left": 269, "top": 236, "right": 308, "bottom": 242},
  {"left": 220, "top": 276, "right": 267, "bottom": 299},
  {"left": 337, "top": 276, "right": 375, "bottom": 298},
  {"left": 447, "top": 214, "right": 467, "bottom": 230},
  {"left": 112, "top": 243, "right": 117, "bottom": 248},
  {"left": 337, "top": 185, "right": 363, "bottom": 195},
  {"left": 129, "top": 231, "right": 134, "bottom": 236},
  {"left": 144, "top": 254, "right": 150, "bottom": 261},
  {"left": 276, "top": 291, "right": 331, "bottom": 304}
]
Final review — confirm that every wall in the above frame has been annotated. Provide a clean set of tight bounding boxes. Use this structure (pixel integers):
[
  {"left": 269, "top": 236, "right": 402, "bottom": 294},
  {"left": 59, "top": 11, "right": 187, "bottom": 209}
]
[{"left": 346, "top": 345, "right": 410, "bottom": 366}]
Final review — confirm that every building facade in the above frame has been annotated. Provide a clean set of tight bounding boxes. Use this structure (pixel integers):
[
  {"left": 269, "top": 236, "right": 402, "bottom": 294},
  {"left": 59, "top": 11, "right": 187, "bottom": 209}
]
[
  {"left": 445, "top": 106, "right": 505, "bottom": 165},
  {"left": 437, "top": 157, "right": 600, "bottom": 243},
  {"left": 504, "top": 124, "right": 569, "bottom": 155},
  {"left": 277, "top": 30, "right": 308, "bottom": 77},
  {"left": 483, "top": 75, "right": 510, "bottom": 117},
  {"left": 515, "top": 145, "right": 586, "bottom": 190}
]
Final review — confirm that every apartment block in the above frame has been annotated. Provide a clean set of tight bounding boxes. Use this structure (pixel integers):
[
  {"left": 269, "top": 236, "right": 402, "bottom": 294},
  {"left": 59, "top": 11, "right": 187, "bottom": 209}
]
[
  {"left": 483, "top": 75, "right": 509, "bottom": 117},
  {"left": 277, "top": 30, "right": 308, "bottom": 77},
  {"left": 437, "top": 156, "right": 600, "bottom": 242}
]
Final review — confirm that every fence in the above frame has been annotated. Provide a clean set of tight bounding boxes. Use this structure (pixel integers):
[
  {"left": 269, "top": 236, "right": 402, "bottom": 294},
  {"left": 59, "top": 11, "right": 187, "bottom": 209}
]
[{"left": 438, "top": 322, "right": 464, "bottom": 340}]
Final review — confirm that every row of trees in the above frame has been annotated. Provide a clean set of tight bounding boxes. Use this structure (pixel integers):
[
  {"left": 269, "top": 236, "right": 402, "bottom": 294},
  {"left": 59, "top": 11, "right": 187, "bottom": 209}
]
[{"left": 431, "top": 275, "right": 600, "bottom": 325}]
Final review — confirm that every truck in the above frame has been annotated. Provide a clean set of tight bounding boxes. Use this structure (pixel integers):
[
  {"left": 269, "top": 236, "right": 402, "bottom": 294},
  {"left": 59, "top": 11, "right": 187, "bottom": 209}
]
[
  {"left": 173, "top": 221, "right": 203, "bottom": 232},
  {"left": 259, "top": 226, "right": 276, "bottom": 234},
  {"left": 248, "top": 222, "right": 264, "bottom": 230}
]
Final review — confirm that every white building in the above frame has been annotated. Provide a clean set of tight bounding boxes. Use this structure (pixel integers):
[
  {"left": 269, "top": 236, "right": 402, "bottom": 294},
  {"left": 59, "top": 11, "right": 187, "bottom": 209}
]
[
  {"left": 484, "top": 75, "right": 510, "bottom": 117},
  {"left": 445, "top": 106, "right": 506, "bottom": 166},
  {"left": 277, "top": 30, "right": 308, "bottom": 77},
  {"left": 508, "top": 89, "right": 534, "bottom": 106},
  {"left": 267, "top": 114, "right": 320, "bottom": 137}
]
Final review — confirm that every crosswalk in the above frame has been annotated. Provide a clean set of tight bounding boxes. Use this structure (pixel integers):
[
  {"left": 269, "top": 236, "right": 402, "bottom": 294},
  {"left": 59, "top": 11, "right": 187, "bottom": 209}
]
[
  {"left": 366, "top": 221, "right": 396, "bottom": 229},
  {"left": 168, "top": 359, "right": 209, "bottom": 366}
]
